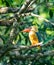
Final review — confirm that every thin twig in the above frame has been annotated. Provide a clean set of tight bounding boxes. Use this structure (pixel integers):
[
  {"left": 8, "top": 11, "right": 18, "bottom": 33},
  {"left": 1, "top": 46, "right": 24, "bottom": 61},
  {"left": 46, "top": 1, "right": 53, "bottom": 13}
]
[{"left": 21, "top": 12, "right": 54, "bottom": 26}]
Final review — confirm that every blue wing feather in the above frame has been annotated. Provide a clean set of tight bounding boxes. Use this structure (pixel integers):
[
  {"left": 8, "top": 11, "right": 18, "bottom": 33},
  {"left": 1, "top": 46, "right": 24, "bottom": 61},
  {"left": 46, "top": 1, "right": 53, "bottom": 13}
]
[{"left": 36, "top": 32, "right": 42, "bottom": 42}]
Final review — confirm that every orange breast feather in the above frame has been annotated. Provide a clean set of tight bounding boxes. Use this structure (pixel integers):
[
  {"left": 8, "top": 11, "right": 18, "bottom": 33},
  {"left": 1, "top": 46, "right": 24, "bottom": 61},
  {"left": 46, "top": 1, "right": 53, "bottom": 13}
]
[{"left": 29, "top": 31, "right": 39, "bottom": 45}]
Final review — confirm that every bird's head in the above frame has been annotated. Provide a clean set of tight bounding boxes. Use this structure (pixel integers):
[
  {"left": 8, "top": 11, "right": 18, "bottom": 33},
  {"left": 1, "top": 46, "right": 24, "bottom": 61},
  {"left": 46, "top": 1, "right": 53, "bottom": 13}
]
[{"left": 22, "top": 26, "right": 38, "bottom": 32}]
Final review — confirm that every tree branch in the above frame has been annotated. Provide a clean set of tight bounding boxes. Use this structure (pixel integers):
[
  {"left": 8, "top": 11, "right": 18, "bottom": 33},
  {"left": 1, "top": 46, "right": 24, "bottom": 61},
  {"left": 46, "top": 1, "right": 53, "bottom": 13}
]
[
  {"left": 0, "top": 18, "right": 15, "bottom": 26},
  {"left": 18, "top": 0, "right": 33, "bottom": 14},
  {"left": 8, "top": 50, "right": 54, "bottom": 60},
  {"left": 0, "top": 7, "right": 19, "bottom": 14},
  {"left": 0, "top": 21, "right": 20, "bottom": 59},
  {"left": 0, "top": 40, "right": 54, "bottom": 60},
  {"left": 0, "top": 7, "right": 34, "bottom": 14},
  {"left": 0, "top": 0, "right": 35, "bottom": 26},
  {"left": 21, "top": 13, "right": 54, "bottom": 26}
]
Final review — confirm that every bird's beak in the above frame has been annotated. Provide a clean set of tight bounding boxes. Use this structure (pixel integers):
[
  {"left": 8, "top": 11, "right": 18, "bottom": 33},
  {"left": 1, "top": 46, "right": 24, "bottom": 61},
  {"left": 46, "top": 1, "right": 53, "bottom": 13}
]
[{"left": 22, "top": 28, "right": 31, "bottom": 32}]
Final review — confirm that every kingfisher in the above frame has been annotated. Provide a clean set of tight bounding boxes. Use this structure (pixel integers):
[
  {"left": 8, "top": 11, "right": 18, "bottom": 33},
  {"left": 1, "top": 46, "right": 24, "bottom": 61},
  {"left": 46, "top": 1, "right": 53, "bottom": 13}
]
[{"left": 22, "top": 26, "right": 42, "bottom": 46}]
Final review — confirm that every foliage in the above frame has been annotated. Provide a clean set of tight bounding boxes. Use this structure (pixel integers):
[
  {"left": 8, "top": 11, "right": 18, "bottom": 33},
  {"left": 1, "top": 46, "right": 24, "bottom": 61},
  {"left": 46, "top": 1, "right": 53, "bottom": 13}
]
[{"left": 0, "top": 0, "right": 54, "bottom": 65}]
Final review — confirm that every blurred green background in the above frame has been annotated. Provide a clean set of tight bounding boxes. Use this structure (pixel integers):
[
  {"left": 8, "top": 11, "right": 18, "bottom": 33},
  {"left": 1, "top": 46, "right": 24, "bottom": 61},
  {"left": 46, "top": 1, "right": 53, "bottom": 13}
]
[{"left": 0, "top": 0, "right": 54, "bottom": 65}]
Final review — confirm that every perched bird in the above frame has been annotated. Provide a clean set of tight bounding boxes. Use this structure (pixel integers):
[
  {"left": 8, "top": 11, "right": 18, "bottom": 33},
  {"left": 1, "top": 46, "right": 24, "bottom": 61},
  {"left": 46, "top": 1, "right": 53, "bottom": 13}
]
[{"left": 22, "top": 26, "right": 42, "bottom": 46}]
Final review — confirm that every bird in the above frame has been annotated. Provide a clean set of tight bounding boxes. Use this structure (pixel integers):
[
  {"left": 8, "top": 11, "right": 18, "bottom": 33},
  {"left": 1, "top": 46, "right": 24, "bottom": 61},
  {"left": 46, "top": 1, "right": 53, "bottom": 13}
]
[{"left": 22, "top": 26, "right": 42, "bottom": 47}]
